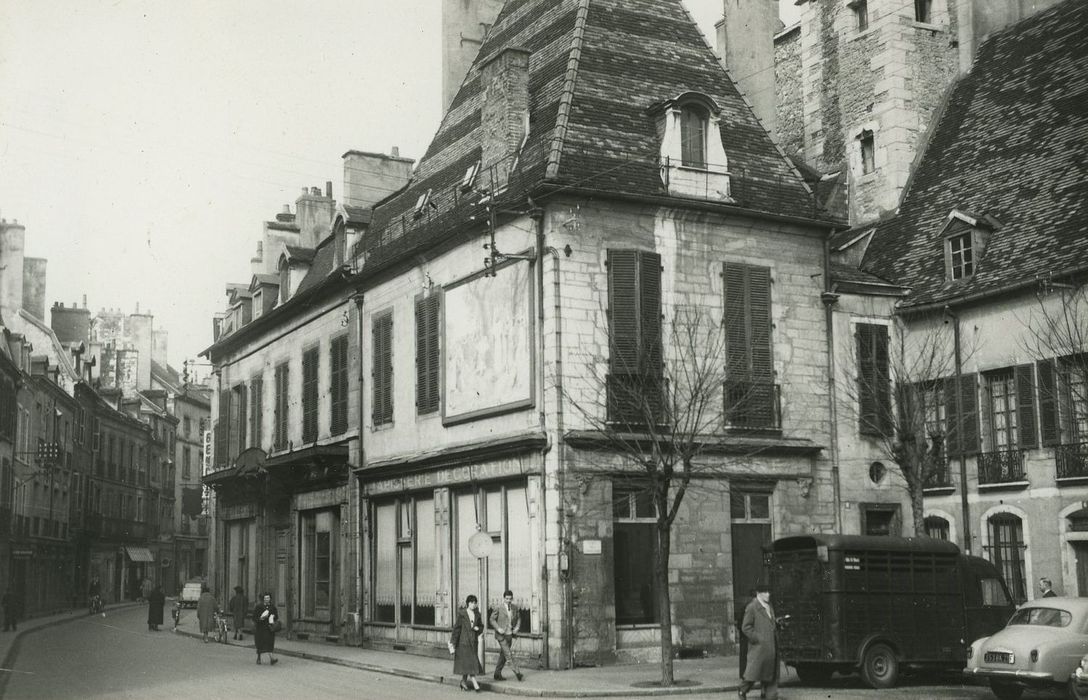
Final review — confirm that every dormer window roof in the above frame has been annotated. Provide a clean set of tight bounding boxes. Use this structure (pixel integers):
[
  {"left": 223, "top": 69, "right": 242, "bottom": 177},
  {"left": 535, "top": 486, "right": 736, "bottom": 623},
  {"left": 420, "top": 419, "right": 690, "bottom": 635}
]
[
  {"left": 650, "top": 91, "right": 732, "bottom": 201},
  {"left": 941, "top": 209, "right": 1000, "bottom": 283}
]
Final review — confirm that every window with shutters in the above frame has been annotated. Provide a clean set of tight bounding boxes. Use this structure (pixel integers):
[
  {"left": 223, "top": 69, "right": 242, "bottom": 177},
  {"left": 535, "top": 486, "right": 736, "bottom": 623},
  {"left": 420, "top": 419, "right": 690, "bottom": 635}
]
[
  {"left": 415, "top": 294, "right": 441, "bottom": 415},
  {"left": 230, "top": 384, "right": 247, "bottom": 458},
  {"left": 855, "top": 323, "right": 891, "bottom": 436},
  {"left": 1041, "top": 356, "right": 1088, "bottom": 479},
  {"left": 372, "top": 312, "right": 394, "bottom": 426},
  {"left": 945, "top": 373, "right": 980, "bottom": 457},
  {"left": 249, "top": 377, "right": 263, "bottom": 449},
  {"left": 329, "top": 335, "right": 349, "bottom": 436},
  {"left": 274, "top": 362, "right": 289, "bottom": 450},
  {"left": 606, "top": 250, "right": 664, "bottom": 427},
  {"left": 302, "top": 346, "right": 319, "bottom": 443},
  {"left": 977, "top": 367, "right": 1029, "bottom": 485},
  {"left": 723, "top": 262, "right": 778, "bottom": 429}
]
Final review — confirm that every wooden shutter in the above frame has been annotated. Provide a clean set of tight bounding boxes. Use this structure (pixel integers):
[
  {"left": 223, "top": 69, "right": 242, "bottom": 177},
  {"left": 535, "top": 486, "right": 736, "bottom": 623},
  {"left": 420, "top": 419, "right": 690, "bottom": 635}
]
[
  {"left": 748, "top": 267, "right": 772, "bottom": 382},
  {"left": 302, "top": 348, "right": 319, "bottom": 443},
  {"left": 275, "top": 363, "right": 289, "bottom": 449},
  {"left": 1037, "top": 359, "right": 1060, "bottom": 446},
  {"left": 946, "top": 373, "right": 980, "bottom": 455},
  {"left": 723, "top": 263, "right": 773, "bottom": 381},
  {"left": 372, "top": 314, "right": 393, "bottom": 425},
  {"left": 723, "top": 264, "right": 749, "bottom": 379},
  {"left": 415, "top": 294, "right": 441, "bottom": 414},
  {"left": 236, "top": 385, "right": 248, "bottom": 451},
  {"left": 1015, "top": 363, "right": 1038, "bottom": 449},
  {"left": 330, "top": 336, "right": 348, "bottom": 436},
  {"left": 216, "top": 390, "right": 230, "bottom": 468},
  {"left": 638, "top": 252, "right": 662, "bottom": 375},
  {"left": 607, "top": 250, "right": 640, "bottom": 374},
  {"left": 249, "top": 378, "right": 263, "bottom": 449}
]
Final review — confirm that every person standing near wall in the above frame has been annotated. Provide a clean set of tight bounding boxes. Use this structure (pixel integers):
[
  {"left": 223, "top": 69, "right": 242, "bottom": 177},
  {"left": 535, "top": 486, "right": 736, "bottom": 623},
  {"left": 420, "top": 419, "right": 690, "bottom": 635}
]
[
  {"left": 229, "top": 586, "right": 247, "bottom": 640},
  {"left": 147, "top": 585, "right": 165, "bottom": 631},
  {"left": 253, "top": 592, "right": 280, "bottom": 666}
]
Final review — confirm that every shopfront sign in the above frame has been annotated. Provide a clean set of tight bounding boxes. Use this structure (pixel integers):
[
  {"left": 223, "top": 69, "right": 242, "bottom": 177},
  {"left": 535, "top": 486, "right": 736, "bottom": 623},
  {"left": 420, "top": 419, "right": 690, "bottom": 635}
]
[{"left": 364, "top": 456, "right": 531, "bottom": 496}]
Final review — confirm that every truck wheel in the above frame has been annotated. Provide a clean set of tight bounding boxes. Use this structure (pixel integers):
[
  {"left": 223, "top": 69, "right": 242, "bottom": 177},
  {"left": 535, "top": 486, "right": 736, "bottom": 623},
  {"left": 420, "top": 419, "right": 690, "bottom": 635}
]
[
  {"left": 860, "top": 643, "right": 899, "bottom": 688},
  {"left": 989, "top": 680, "right": 1023, "bottom": 700},
  {"left": 794, "top": 663, "right": 833, "bottom": 685}
]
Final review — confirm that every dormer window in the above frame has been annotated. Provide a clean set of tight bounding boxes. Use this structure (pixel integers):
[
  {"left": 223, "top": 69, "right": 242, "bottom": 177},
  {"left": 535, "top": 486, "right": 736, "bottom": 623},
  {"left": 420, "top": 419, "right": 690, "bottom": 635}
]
[
  {"left": 948, "top": 233, "right": 973, "bottom": 280},
  {"left": 680, "top": 105, "right": 708, "bottom": 169}
]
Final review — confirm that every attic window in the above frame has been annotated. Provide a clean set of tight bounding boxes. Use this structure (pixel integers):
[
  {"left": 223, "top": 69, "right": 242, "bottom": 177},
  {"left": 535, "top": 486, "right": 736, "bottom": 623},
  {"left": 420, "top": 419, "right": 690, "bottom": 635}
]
[
  {"left": 859, "top": 130, "right": 875, "bottom": 174},
  {"left": 948, "top": 233, "right": 974, "bottom": 280},
  {"left": 412, "top": 189, "right": 433, "bottom": 219},
  {"left": 680, "top": 105, "right": 708, "bottom": 169},
  {"left": 460, "top": 162, "right": 481, "bottom": 192}
]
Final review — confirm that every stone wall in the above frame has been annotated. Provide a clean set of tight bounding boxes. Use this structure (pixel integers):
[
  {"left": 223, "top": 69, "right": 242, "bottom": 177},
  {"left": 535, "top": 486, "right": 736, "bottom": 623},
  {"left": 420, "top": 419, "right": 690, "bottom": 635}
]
[{"left": 773, "top": 27, "right": 803, "bottom": 157}]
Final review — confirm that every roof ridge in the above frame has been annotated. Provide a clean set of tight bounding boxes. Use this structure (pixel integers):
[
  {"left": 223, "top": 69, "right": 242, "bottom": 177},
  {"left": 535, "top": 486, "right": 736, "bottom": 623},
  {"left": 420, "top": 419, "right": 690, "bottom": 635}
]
[{"left": 545, "top": 0, "right": 591, "bottom": 180}]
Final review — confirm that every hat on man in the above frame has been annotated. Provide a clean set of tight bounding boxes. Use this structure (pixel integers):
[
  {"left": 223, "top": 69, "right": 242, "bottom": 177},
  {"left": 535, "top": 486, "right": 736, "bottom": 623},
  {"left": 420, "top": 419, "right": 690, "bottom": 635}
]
[{"left": 753, "top": 581, "right": 772, "bottom": 593}]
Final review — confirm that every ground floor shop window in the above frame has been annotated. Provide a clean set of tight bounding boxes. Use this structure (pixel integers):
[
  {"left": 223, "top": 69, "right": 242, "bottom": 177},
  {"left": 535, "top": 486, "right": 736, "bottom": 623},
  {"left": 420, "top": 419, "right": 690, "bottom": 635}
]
[
  {"left": 300, "top": 509, "right": 337, "bottom": 618},
  {"left": 224, "top": 519, "right": 253, "bottom": 597},
  {"left": 372, "top": 496, "right": 436, "bottom": 626},
  {"left": 613, "top": 484, "right": 658, "bottom": 625}
]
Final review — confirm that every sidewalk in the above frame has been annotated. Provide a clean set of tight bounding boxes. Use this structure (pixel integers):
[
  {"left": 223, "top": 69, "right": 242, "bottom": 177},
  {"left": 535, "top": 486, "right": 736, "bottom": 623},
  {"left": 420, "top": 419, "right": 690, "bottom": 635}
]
[{"left": 172, "top": 621, "right": 793, "bottom": 697}]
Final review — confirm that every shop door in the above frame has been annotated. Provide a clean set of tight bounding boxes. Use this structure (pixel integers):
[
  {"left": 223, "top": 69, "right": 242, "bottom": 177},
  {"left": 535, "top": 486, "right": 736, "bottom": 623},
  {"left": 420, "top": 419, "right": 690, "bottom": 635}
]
[
  {"left": 730, "top": 489, "right": 773, "bottom": 626},
  {"left": 1075, "top": 542, "right": 1088, "bottom": 596}
]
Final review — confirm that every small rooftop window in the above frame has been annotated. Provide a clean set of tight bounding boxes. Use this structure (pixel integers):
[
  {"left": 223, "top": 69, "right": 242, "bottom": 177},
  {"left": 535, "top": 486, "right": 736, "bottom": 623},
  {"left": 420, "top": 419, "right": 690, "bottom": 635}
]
[
  {"left": 948, "top": 233, "right": 974, "bottom": 280},
  {"left": 680, "top": 105, "right": 708, "bottom": 169}
]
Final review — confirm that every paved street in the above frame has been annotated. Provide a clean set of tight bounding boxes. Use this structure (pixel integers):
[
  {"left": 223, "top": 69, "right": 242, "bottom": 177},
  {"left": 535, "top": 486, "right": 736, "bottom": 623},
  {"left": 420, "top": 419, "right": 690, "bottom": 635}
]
[{"left": 0, "top": 604, "right": 1070, "bottom": 700}]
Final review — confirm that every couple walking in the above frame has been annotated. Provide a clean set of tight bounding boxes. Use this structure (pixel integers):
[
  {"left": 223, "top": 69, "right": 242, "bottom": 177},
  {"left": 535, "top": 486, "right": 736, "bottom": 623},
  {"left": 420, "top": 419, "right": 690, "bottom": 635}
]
[{"left": 449, "top": 589, "right": 524, "bottom": 692}]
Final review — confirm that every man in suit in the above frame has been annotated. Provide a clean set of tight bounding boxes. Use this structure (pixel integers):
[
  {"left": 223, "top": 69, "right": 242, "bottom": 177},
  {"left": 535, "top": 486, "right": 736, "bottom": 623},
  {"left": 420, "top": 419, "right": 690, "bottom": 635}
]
[
  {"left": 1039, "top": 578, "right": 1057, "bottom": 598},
  {"left": 739, "top": 582, "right": 778, "bottom": 700},
  {"left": 489, "top": 589, "right": 523, "bottom": 681}
]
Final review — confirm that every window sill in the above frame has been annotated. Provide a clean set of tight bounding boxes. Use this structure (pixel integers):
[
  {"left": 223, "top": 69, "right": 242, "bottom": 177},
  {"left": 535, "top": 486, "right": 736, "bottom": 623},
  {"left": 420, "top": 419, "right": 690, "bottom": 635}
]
[
  {"left": 977, "top": 480, "right": 1029, "bottom": 492},
  {"left": 616, "top": 623, "right": 661, "bottom": 630},
  {"left": 912, "top": 21, "right": 944, "bottom": 33},
  {"left": 371, "top": 422, "right": 394, "bottom": 433},
  {"left": 1057, "top": 476, "right": 1088, "bottom": 488},
  {"left": 922, "top": 485, "right": 956, "bottom": 496},
  {"left": 850, "top": 26, "right": 880, "bottom": 43}
]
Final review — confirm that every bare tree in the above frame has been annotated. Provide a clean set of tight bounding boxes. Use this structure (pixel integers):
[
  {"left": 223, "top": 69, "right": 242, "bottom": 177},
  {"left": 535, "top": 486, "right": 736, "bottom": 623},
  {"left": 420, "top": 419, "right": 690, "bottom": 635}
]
[
  {"left": 837, "top": 316, "right": 977, "bottom": 536},
  {"left": 562, "top": 300, "right": 772, "bottom": 686}
]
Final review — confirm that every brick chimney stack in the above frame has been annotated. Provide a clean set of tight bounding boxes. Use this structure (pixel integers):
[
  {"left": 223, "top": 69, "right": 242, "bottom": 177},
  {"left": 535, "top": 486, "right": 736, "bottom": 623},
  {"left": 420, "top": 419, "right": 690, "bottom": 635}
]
[{"left": 480, "top": 47, "right": 531, "bottom": 192}]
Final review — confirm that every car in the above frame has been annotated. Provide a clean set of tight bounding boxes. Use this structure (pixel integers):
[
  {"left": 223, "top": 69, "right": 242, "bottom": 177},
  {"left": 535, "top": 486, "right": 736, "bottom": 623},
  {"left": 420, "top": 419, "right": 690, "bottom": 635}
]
[
  {"left": 179, "top": 581, "right": 203, "bottom": 608},
  {"left": 965, "top": 596, "right": 1088, "bottom": 700}
]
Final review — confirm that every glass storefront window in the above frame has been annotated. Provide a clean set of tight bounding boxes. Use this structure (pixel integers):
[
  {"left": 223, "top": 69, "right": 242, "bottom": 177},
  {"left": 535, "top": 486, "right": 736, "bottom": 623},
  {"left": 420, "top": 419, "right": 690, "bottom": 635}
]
[{"left": 374, "top": 503, "right": 396, "bottom": 623}]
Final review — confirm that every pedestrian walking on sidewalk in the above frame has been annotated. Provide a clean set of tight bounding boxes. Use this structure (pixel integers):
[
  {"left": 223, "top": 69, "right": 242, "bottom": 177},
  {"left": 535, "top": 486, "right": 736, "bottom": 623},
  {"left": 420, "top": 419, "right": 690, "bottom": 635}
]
[
  {"left": 449, "top": 594, "right": 483, "bottom": 692},
  {"left": 197, "top": 586, "right": 217, "bottom": 643},
  {"left": 147, "top": 585, "right": 165, "bottom": 631},
  {"left": 229, "top": 586, "right": 247, "bottom": 640},
  {"left": 253, "top": 592, "right": 280, "bottom": 666},
  {"left": 489, "top": 589, "right": 523, "bottom": 682},
  {"left": 738, "top": 582, "right": 779, "bottom": 700}
]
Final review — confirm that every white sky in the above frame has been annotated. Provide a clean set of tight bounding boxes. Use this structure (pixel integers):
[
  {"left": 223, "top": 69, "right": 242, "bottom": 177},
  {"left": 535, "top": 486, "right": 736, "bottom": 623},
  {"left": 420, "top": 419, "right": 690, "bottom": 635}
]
[{"left": 0, "top": 0, "right": 800, "bottom": 371}]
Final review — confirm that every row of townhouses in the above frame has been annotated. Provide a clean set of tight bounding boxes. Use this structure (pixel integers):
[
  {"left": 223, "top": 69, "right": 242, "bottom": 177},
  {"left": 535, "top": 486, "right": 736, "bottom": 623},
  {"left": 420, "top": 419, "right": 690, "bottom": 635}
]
[
  {"left": 201, "top": 0, "right": 1086, "bottom": 669},
  {"left": 0, "top": 220, "right": 212, "bottom": 614}
]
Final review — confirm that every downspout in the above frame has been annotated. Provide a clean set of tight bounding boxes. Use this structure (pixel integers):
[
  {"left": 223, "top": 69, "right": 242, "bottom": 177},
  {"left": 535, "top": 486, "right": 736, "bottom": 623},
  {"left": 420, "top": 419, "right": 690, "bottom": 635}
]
[
  {"left": 353, "top": 292, "right": 366, "bottom": 631},
  {"left": 822, "top": 235, "right": 843, "bottom": 531},
  {"left": 945, "top": 305, "right": 972, "bottom": 554},
  {"left": 531, "top": 203, "right": 551, "bottom": 669}
]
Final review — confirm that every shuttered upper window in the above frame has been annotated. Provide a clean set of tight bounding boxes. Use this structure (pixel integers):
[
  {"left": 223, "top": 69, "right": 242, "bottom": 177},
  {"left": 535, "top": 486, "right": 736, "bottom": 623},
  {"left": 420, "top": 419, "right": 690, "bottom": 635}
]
[
  {"left": 415, "top": 294, "right": 441, "bottom": 415},
  {"left": 607, "top": 249, "right": 662, "bottom": 376},
  {"left": 249, "top": 377, "right": 263, "bottom": 449},
  {"left": 856, "top": 323, "right": 891, "bottom": 436},
  {"left": 274, "top": 362, "right": 289, "bottom": 450},
  {"left": 723, "top": 263, "right": 773, "bottom": 382},
  {"left": 945, "top": 373, "right": 981, "bottom": 456},
  {"left": 302, "top": 347, "right": 319, "bottom": 443},
  {"left": 372, "top": 312, "right": 394, "bottom": 426},
  {"left": 330, "top": 335, "right": 349, "bottom": 436}
]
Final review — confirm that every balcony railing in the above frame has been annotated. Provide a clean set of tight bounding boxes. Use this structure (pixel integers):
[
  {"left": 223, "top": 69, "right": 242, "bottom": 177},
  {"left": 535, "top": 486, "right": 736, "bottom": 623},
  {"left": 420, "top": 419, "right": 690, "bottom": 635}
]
[
  {"left": 606, "top": 373, "right": 667, "bottom": 429},
  {"left": 723, "top": 380, "right": 781, "bottom": 431},
  {"left": 923, "top": 460, "right": 953, "bottom": 488},
  {"left": 1056, "top": 442, "right": 1088, "bottom": 479},
  {"left": 978, "top": 449, "right": 1026, "bottom": 485}
]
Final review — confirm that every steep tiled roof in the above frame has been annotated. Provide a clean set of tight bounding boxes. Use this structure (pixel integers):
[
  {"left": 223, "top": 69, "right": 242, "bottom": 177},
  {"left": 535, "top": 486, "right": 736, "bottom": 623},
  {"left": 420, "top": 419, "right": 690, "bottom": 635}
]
[
  {"left": 283, "top": 245, "right": 315, "bottom": 263},
  {"left": 863, "top": 0, "right": 1088, "bottom": 308},
  {"left": 360, "top": 0, "right": 822, "bottom": 273},
  {"left": 295, "top": 235, "right": 339, "bottom": 296},
  {"left": 829, "top": 262, "right": 901, "bottom": 289}
]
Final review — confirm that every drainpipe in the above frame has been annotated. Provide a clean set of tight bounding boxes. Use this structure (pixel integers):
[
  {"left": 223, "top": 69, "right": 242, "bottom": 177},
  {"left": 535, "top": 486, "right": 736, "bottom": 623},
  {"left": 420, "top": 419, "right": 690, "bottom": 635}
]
[
  {"left": 945, "top": 305, "right": 972, "bottom": 554},
  {"left": 353, "top": 292, "right": 366, "bottom": 624},
  {"left": 821, "top": 235, "right": 843, "bottom": 532},
  {"left": 530, "top": 202, "right": 551, "bottom": 669}
]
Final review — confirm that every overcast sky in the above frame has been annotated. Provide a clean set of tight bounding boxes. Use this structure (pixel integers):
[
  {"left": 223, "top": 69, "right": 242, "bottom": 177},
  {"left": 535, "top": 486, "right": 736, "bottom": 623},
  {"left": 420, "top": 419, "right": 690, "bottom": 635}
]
[{"left": 0, "top": 0, "right": 800, "bottom": 372}]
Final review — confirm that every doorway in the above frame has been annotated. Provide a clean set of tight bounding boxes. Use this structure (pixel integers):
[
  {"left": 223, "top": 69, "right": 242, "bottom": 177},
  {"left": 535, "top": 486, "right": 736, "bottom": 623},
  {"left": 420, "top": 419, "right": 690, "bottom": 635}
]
[
  {"left": 730, "top": 489, "right": 773, "bottom": 624},
  {"left": 1074, "top": 541, "right": 1088, "bottom": 596}
]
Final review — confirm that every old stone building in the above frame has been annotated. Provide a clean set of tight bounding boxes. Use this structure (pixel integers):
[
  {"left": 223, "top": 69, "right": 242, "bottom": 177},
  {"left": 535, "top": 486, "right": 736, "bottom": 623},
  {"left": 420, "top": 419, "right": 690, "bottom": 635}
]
[{"left": 834, "top": 0, "right": 1088, "bottom": 601}]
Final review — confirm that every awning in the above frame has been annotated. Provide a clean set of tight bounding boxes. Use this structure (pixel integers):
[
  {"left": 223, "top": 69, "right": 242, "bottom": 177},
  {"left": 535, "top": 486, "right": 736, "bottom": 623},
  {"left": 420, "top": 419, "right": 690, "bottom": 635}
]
[{"left": 125, "top": 546, "right": 154, "bottom": 562}]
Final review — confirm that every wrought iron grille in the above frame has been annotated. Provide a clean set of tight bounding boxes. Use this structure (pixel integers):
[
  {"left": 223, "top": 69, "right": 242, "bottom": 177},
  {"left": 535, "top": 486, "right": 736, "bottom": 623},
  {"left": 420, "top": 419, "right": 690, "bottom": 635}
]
[
  {"left": 606, "top": 373, "right": 668, "bottom": 429},
  {"left": 977, "top": 449, "right": 1026, "bottom": 485},
  {"left": 1056, "top": 442, "right": 1088, "bottom": 479},
  {"left": 723, "top": 380, "right": 781, "bottom": 431}
]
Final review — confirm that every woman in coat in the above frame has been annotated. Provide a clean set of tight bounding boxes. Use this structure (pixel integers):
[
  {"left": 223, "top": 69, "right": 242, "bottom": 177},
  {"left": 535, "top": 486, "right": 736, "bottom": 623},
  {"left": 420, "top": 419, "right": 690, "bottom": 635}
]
[
  {"left": 252, "top": 592, "right": 279, "bottom": 665},
  {"left": 739, "top": 583, "right": 779, "bottom": 700},
  {"left": 147, "top": 585, "right": 165, "bottom": 631},
  {"left": 196, "top": 586, "right": 217, "bottom": 643},
  {"left": 449, "top": 594, "right": 484, "bottom": 691},
  {"left": 228, "top": 586, "right": 247, "bottom": 640}
]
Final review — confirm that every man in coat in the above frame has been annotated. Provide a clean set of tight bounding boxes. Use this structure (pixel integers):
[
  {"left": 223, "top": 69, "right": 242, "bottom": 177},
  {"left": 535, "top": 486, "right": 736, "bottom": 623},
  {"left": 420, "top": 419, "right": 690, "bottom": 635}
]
[
  {"left": 489, "top": 589, "right": 523, "bottom": 681},
  {"left": 1039, "top": 578, "right": 1057, "bottom": 597},
  {"left": 229, "top": 586, "right": 247, "bottom": 640},
  {"left": 739, "top": 582, "right": 778, "bottom": 700},
  {"left": 147, "top": 585, "right": 165, "bottom": 631}
]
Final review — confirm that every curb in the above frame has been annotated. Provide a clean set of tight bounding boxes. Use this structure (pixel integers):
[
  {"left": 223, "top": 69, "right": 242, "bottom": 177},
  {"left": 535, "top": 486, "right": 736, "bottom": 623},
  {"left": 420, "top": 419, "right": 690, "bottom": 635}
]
[{"left": 171, "top": 627, "right": 739, "bottom": 697}]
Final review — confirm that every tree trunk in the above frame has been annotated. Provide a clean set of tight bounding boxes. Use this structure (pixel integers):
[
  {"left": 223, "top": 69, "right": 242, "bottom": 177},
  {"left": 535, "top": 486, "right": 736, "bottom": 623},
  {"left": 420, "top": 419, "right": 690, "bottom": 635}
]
[
  {"left": 657, "top": 521, "right": 674, "bottom": 686},
  {"left": 911, "top": 478, "right": 927, "bottom": 537}
]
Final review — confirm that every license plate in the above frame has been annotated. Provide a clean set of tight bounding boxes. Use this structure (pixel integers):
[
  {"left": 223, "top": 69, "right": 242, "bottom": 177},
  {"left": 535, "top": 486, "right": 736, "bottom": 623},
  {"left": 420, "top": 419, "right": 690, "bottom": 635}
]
[{"left": 985, "top": 651, "right": 1014, "bottom": 664}]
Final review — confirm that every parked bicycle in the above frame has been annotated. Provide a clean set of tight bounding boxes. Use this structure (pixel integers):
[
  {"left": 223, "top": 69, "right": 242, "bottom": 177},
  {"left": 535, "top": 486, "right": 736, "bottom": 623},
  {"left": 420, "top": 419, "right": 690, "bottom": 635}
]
[
  {"left": 89, "top": 594, "right": 102, "bottom": 615},
  {"left": 214, "top": 610, "right": 230, "bottom": 644}
]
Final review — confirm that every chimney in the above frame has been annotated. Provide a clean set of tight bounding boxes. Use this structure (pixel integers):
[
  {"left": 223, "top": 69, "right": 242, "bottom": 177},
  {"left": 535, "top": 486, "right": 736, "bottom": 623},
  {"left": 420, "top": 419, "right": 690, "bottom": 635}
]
[
  {"left": 341, "top": 148, "right": 414, "bottom": 209},
  {"left": 441, "top": 0, "right": 504, "bottom": 111},
  {"left": 479, "top": 47, "right": 531, "bottom": 192},
  {"left": 128, "top": 311, "right": 154, "bottom": 392},
  {"left": 718, "top": 0, "right": 778, "bottom": 136},
  {"left": 0, "top": 219, "right": 25, "bottom": 323},
  {"left": 51, "top": 300, "right": 92, "bottom": 344},
  {"left": 295, "top": 186, "right": 336, "bottom": 249},
  {"left": 152, "top": 328, "right": 168, "bottom": 369},
  {"left": 21, "top": 257, "right": 47, "bottom": 321}
]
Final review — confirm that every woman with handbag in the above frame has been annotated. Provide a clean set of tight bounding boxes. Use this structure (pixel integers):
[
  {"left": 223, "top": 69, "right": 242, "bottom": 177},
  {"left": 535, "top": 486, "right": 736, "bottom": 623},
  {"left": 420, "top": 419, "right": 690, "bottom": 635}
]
[
  {"left": 253, "top": 592, "right": 280, "bottom": 666},
  {"left": 449, "top": 594, "right": 484, "bottom": 692}
]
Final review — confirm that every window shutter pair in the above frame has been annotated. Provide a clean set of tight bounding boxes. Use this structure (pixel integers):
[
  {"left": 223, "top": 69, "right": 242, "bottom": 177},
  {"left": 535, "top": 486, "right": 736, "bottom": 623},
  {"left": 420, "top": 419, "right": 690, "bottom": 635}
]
[
  {"left": 330, "top": 336, "right": 349, "bottom": 436},
  {"left": 372, "top": 314, "right": 394, "bottom": 425},
  {"left": 944, "top": 374, "right": 980, "bottom": 456},
  {"left": 302, "top": 348, "right": 319, "bottom": 443},
  {"left": 723, "top": 263, "right": 773, "bottom": 382},
  {"left": 415, "top": 295, "right": 441, "bottom": 415},
  {"left": 855, "top": 323, "right": 891, "bottom": 436},
  {"left": 607, "top": 250, "right": 662, "bottom": 377}
]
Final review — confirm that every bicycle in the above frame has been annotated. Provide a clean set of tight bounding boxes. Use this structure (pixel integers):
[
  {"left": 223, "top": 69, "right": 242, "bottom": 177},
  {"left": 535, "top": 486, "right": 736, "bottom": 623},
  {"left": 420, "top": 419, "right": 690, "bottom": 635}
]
[
  {"left": 214, "top": 610, "right": 230, "bottom": 644},
  {"left": 89, "top": 595, "right": 102, "bottom": 615}
]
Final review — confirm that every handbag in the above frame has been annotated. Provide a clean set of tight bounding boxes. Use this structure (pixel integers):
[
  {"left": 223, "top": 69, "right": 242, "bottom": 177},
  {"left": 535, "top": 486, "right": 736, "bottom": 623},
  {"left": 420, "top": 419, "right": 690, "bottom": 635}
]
[{"left": 272, "top": 618, "right": 283, "bottom": 633}]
